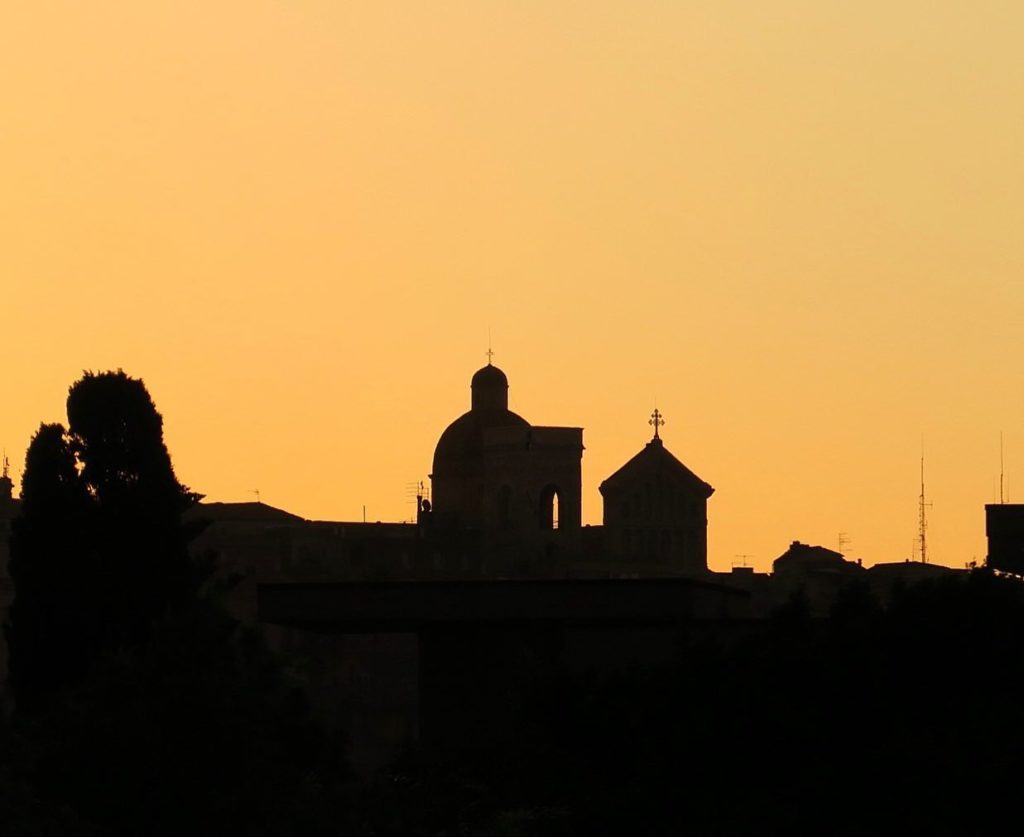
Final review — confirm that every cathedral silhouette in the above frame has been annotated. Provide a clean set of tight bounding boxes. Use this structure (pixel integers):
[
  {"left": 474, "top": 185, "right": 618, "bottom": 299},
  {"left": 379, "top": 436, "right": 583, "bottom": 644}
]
[
  {"left": 186, "top": 360, "right": 716, "bottom": 584},
  {"left": 422, "top": 360, "right": 714, "bottom": 577}
]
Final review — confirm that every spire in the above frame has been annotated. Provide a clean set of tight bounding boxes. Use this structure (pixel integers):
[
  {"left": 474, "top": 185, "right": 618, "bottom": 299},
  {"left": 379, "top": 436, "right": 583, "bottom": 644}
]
[{"left": 649, "top": 408, "right": 665, "bottom": 441}]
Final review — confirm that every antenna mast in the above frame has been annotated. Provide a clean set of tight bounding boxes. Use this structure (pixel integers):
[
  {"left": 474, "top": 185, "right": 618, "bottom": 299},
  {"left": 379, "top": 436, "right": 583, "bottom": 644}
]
[
  {"left": 1000, "top": 431, "right": 1005, "bottom": 505},
  {"left": 918, "top": 447, "right": 931, "bottom": 564}
]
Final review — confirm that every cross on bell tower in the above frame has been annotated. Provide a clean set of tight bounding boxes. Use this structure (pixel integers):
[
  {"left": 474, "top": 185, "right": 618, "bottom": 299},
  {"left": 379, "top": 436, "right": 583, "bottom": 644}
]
[{"left": 649, "top": 408, "right": 665, "bottom": 440}]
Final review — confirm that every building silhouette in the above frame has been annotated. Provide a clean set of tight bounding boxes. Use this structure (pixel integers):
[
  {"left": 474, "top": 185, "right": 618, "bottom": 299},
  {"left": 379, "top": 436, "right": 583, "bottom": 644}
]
[
  {"left": 428, "top": 362, "right": 585, "bottom": 573},
  {"left": 599, "top": 420, "right": 714, "bottom": 577},
  {"left": 187, "top": 361, "right": 718, "bottom": 589},
  {"left": 986, "top": 503, "right": 1024, "bottom": 574}
]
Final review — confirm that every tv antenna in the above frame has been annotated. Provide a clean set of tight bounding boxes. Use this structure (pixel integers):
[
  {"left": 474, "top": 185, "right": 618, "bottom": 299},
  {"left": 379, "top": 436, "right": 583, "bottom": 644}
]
[
  {"left": 732, "top": 554, "right": 754, "bottom": 568},
  {"left": 251, "top": 488, "right": 261, "bottom": 504},
  {"left": 2, "top": 449, "right": 8, "bottom": 480},
  {"left": 838, "top": 532, "right": 851, "bottom": 554},
  {"left": 406, "top": 480, "right": 430, "bottom": 520}
]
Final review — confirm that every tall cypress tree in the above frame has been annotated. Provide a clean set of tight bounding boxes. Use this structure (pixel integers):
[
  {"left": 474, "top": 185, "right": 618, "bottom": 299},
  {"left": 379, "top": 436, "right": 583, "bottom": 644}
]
[
  {"left": 5, "top": 372, "right": 334, "bottom": 834},
  {"left": 6, "top": 422, "right": 91, "bottom": 708},
  {"left": 66, "top": 370, "right": 199, "bottom": 650},
  {"left": 7, "top": 371, "right": 200, "bottom": 708}
]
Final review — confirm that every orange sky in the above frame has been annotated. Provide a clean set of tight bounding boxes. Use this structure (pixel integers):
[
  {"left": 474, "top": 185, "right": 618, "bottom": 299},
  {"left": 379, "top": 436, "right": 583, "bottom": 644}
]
[{"left": 2, "top": 1, "right": 1022, "bottom": 571}]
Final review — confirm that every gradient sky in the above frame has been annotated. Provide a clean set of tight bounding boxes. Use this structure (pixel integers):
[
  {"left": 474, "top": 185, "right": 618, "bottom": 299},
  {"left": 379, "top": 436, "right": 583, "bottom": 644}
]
[{"left": 2, "top": 1, "right": 1022, "bottom": 571}]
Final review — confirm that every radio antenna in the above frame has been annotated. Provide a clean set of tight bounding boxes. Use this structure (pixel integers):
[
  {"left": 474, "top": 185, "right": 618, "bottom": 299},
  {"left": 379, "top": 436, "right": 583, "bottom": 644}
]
[
  {"left": 1000, "top": 431, "right": 1005, "bottom": 505},
  {"left": 918, "top": 443, "right": 932, "bottom": 564}
]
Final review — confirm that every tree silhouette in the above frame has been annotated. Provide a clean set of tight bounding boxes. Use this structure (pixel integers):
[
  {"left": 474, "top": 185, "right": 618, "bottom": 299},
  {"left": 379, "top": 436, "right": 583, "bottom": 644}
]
[
  {"left": 67, "top": 371, "right": 201, "bottom": 651},
  {"left": 6, "top": 423, "right": 91, "bottom": 709},
  {"left": 7, "top": 371, "right": 200, "bottom": 708},
  {"left": 3, "top": 372, "right": 342, "bottom": 834}
]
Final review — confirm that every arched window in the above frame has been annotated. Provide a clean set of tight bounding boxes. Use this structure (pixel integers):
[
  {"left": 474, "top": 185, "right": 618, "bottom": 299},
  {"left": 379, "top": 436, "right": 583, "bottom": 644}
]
[{"left": 540, "top": 484, "right": 560, "bottom": 530}]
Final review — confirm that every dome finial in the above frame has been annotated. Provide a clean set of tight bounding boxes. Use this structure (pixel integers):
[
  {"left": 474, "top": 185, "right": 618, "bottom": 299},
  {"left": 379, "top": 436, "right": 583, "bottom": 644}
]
[
  {"left": 649, "top": 408, "right": 665, "bottom": 441},
  {"left": 486, "top": 329, "right": 494, "bottom": 366}
]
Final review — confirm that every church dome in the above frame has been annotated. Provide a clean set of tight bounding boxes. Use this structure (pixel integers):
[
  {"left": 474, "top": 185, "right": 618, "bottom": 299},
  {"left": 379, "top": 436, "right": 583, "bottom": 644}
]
[
  {"left": 471, "top": 363, "right": 508, "bottom": 388},
  {"left": 432, "top": 365, "right": 528, "bottom": 477},
  {"left": 471, "top": 363, "right": 509, "bottom": 411}
]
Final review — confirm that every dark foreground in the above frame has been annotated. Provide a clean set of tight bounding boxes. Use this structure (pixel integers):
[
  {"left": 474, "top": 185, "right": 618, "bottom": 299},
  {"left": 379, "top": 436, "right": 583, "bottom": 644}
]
[{"left": 4, "top": 569, "right": 1024, "bottom": 836}]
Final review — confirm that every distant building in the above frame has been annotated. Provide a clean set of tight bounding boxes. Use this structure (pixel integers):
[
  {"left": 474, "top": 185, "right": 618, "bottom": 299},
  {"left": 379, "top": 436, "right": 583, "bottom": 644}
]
[
  {"left": 985, "top": 504, "right": 1024, "bottom": 575},
  {"left": 769, "top": 540, "right": 865, "bottom": 614},
  {"left": 428, "top": 362, "right": 584, "bottom": 574},
  {"left": 865, "top": 559, "right": 964, "bottom": 601},
  {"left": 763, "top": 540, "right": 966, "bottom": 615},
  {"left": 599, "top": 417, "right": 714, "bottom": 576},
  {"left": 773, "top": 541, "right": 860, "bottom": 578}
]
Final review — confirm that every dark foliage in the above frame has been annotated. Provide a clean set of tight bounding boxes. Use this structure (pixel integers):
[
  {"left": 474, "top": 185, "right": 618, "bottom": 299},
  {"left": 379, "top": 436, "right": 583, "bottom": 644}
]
[
  {"left": 23, "top": 597, "right": 338, "bottom": 837},
  {"left": 3, "top": 371, "right": 349, "bottom": 835},
  {"left": 6, "top": 423, "right": 92, "bottom": 708},
  {"left": 7, "top": 372, "right": 201, "bottom": 708},
  {"left": 362, "top": 570, "right": 1024, "bottom": 836}
]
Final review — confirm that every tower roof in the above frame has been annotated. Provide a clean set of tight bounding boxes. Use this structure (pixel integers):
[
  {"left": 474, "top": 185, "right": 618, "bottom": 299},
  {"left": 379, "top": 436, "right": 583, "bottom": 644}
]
[{"left": 600, "top": 436, "right": 714, "bottom": 499}]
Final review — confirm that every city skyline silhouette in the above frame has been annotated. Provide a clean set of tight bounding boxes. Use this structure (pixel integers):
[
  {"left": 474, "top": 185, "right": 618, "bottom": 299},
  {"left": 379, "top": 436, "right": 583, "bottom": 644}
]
[
  {"left": 3, "top": 4, "right": 1024, "bottom": 833},
  {"left": 2, "top": 367, "right": 1022, "bottom": 835}
]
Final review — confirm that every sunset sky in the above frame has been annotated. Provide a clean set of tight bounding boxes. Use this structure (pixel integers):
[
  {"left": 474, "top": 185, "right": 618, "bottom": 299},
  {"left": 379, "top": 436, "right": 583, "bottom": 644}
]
[{"left": 2, "top": 1, "right": 1022, "bottom": 571}]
